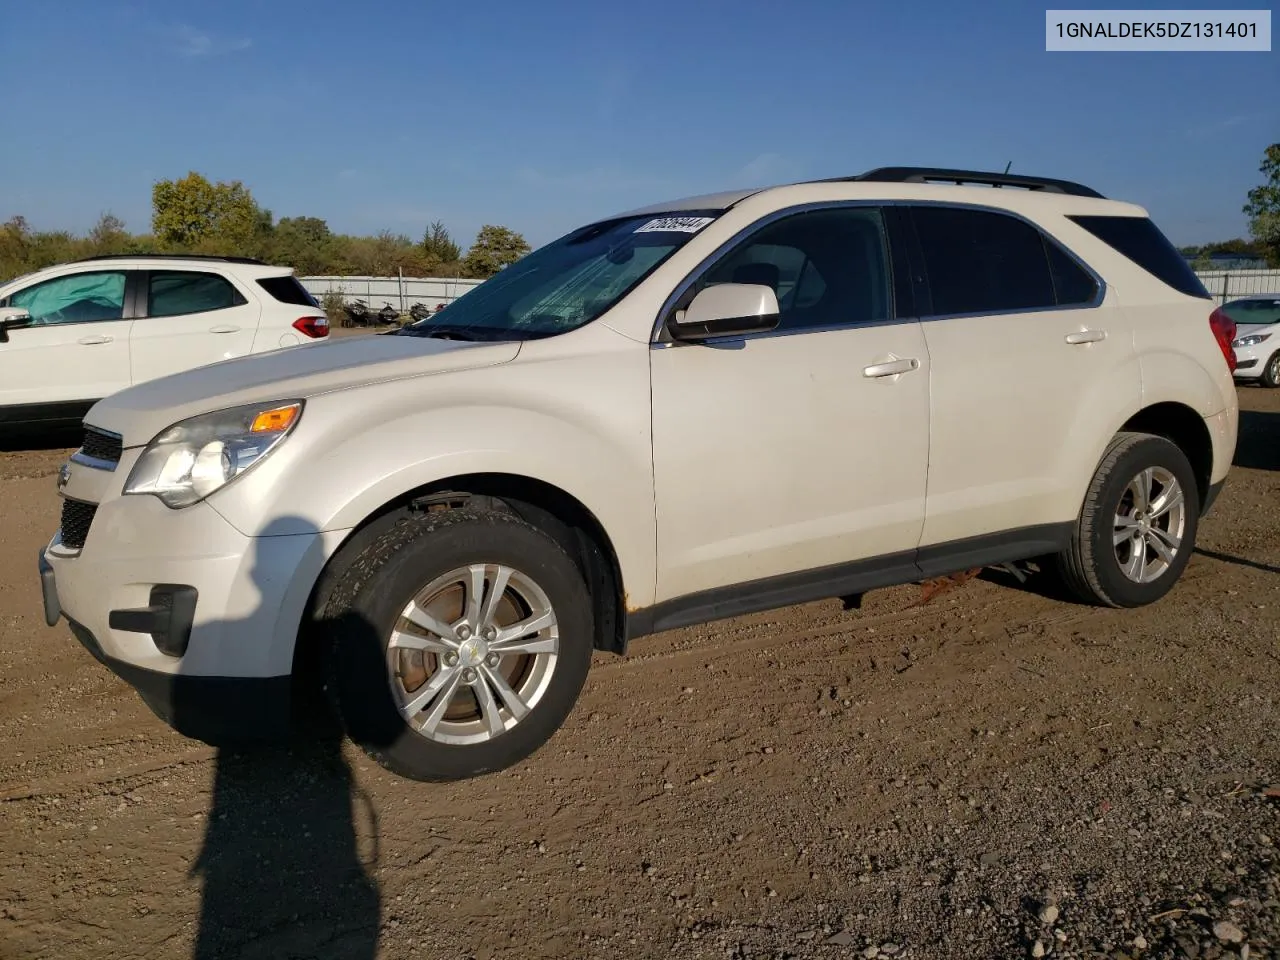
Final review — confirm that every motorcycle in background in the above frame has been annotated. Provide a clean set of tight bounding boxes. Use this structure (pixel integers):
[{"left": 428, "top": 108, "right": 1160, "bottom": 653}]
[{"left": 344, "top": 299, "right": 400, "bottom": 327}]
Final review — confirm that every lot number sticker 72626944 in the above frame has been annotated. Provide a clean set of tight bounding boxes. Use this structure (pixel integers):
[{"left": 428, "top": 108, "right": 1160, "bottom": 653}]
[{"left": 633, "top": 216, "right": 715, "bottom": 234}]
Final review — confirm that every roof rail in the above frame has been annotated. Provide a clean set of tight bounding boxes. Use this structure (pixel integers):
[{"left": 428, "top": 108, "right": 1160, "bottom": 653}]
[
  {"left": 73, "top": 253, "right": 269, "bottom": 265},
  {"left": 833, "top": 166, "right": 1106, "bottom": 200}
]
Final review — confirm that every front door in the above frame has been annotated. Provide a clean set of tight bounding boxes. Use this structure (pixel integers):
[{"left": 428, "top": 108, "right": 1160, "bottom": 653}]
[
  {"left": 650, "top": 204, "right": 931, "bottom": 605},
  {"left": 0, "top": 269, "right": 133, "bottom": 422}
]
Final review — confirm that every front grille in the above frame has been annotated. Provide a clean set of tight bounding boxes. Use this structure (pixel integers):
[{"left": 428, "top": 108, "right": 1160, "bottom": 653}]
[
  {"left": 60, "top": 498, "right": 98, "bottom": 550},
  {"left": 81, "top": 426, "right": 123, "bottom": 465}
]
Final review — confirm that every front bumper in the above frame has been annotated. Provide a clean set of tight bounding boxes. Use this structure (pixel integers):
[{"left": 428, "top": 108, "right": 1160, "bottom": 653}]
[
  {"left": 42, "top": 469, "right": 348, "bottom": 743},
  {"left": 1232, "top": 341, "right": 1273, "bottom": 377}
]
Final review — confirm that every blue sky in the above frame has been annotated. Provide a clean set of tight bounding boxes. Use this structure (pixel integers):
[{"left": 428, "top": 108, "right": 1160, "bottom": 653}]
[{"left": 0, "top": 0, "right": 1275, "bottom": 248}]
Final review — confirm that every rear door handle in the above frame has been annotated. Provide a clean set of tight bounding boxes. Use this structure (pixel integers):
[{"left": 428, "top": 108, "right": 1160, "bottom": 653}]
[
  {"left": 1065, "top": 329, "right": 1106, "bottom": 344},
  {"left": 863, "top": 357, "right": 920, "bottom": 378},
  {"left": 209, "top": 325, "right": 240, "bottom": 334},
  {"left": 77, "top": 335, "right": 112, "bottom": 345}
]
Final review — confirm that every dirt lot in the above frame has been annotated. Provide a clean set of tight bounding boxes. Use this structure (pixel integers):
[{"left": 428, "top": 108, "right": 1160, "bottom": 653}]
[{"left": 0, "top": 389, "right": 1277, "bottom": 960}]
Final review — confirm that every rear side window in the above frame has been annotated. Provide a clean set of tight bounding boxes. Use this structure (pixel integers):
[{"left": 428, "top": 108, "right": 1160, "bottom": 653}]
[
  {"left": 256, "top": 275, "right": 320, "bottom": 307},
  {"left": 1068, "top": 215, "right": 1211, "bottom": 300},
  {"left": 148, "top": 271, "right": 245, "bottom": 318},
  {"left": 911, "top": 207, "right": 1057, "bottom": 315}
]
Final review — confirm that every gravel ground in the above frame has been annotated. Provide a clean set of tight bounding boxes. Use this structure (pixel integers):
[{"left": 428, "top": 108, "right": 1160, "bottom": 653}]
[{"left": 0, "top": 388, "right": 1276, "bottom": 960}]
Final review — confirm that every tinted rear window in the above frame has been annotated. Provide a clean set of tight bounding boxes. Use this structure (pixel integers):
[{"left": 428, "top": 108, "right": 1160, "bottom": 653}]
[
  {"left": 1068, "top": 215, "right": 1210, "bottom": 300},
  {"left": 256, "top": 275, "right": 319, "bottom": 307}
]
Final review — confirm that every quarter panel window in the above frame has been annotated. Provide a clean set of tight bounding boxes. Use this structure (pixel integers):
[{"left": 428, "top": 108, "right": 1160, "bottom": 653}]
[
  {"left": 693, "top": 207, "right": 891, "bottom": 331},
  {"left": 1044, "top": 238, "right": 1099, "bottom": 306},
  {"left": 1068, "top": 214, "right": 1211, "bottom": 300},
  {"left": 10, "top": 271, "right": 127, "bottom": 325},
  {"left": 147, "top": 271, "right": 245, "bottom": 318},
  {"left": 911, "top": 207, "right": 1056, "bottom": 316}
]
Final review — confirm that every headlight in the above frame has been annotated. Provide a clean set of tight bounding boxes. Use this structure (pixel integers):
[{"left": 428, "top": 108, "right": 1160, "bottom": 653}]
[
  {"left": 124, "top": 400, "right": 303, "bottom": 508},
  {"left": 1232, "top": 333, "right": 1271, "bottom": 347}
]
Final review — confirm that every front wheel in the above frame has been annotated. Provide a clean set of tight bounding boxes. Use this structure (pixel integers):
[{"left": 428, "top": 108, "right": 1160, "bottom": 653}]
[
  {"left": 1260, "top": 351, "right": 1280, "bottom": 388},
  {"left": 322, "top": 509, "right": 594, "bottom": 781},
  {"left": 1054, "top": 432, "right": 1200, "bottom": 608}
]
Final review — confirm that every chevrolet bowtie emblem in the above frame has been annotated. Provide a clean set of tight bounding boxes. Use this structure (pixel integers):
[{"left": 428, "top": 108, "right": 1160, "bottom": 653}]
[{"left": 57, "top": 463, "right": 71, "bottom": 491}]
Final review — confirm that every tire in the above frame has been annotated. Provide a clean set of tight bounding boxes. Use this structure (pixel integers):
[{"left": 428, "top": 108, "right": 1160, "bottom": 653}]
[
  {"left": 321, "top": 508, "right": 594, "bottom": 782},
  {"left": 1054, "top": 432, "right": 1200, "bottom": 608},
  {"left": 1261, "top": 351, "right": 1280, "bottom": 388}
]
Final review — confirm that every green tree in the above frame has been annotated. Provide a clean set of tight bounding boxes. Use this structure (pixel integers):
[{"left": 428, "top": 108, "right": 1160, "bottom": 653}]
[
  {"left": 1243, "top": 143, "right": 1280, "bottom": 267},
  {"left": 86, "top": 212, "right": 131, "bottom": 256},
  {"left": 462, "top": 224, "right": 531, "bottom": 278},
  {"left": 151, "top": 171, "right": 273, "bottom": 256},
  {"left": 270, "top": 216, "right": 335, "bottom": 275},
  {"left": 421, "top": 220, "right": 461, "bottom": 267}
]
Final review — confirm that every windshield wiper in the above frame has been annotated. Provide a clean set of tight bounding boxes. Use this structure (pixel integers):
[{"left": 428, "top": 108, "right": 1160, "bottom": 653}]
[{"left": 397, "top": 324, "right": 484, "bottom": 341}]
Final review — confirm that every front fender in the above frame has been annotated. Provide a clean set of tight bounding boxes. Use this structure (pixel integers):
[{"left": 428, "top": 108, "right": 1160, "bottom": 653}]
[{"left": 209, "top": 350, "right": 658, "bottom": 608}]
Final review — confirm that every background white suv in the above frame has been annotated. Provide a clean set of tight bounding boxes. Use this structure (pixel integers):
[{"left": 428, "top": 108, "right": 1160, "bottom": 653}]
[
  {"left": 0, "top": 254, "right": 329, "bottom": 433},
  {"left": 39, "top": 167, "right": 1239, "bottom": 784}
]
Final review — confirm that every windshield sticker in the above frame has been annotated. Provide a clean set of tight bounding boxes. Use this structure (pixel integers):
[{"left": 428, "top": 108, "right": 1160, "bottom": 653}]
[{"left": 634, "top": 216, "right": 715, "bottom": 234}]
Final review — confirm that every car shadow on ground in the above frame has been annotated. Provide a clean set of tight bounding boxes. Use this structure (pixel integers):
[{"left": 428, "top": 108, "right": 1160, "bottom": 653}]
[
  {"left": 0, "top": 424, "right": 81, "bottom": 453},
  {"left": 1234, "top": 407, "right": 1279, "bottom": 472},
  {"left": 158, "top": 518, "right": 392, "bottom": 959}
]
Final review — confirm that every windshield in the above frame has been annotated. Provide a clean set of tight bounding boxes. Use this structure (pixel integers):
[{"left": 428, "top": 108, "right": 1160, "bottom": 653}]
[{"left": 399, "top": 211, "right": 722, "bottom": 340}]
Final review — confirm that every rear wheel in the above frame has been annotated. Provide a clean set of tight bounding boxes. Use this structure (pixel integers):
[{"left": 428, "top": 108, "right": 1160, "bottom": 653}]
[
  {"left": 1055, "top": 432, "right": 1199, "bottom": 608},
  {"left": 322, "top": 509, "right": 594, "bottom": 781},
  {"left": 1261, "top": 351, "right": 1280, "bottom": 388}
]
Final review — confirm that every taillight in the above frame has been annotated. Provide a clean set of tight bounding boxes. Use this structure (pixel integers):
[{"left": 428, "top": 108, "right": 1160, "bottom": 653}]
[
  {"left": 1208, "top": 307, "right": 1237, "bottom": 373},
  {"left": 292, "top": 315, "right": 329, "bottom": 339}
]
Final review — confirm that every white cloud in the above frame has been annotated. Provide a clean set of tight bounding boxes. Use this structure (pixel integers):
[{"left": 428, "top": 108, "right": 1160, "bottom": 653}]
[
  {"left": 165, "top": 24, "right": 252, "bottom": 58},
  {"left": 732, "top": 153, "right": 796, "bottom": 186}
]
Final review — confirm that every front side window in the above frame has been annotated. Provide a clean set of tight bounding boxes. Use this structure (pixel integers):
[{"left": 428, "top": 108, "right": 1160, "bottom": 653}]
[
  {"left": 398, "top": 211, "right": 723, "bottom": 340},
  {"left": 911, "top": 206, "right": 1059, "bottom": 316},
  {"left": 690, "top": 206, "right": 891, "bottom": 331},
  {"left": 147, "top": 271, "right": 244, "bottom": 318},
  {"left": 10, "top": 271, "right": 127, "bottom": 325}
]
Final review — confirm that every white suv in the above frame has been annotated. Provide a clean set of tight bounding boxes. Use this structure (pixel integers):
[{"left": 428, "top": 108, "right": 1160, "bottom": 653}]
[
  {"left": 0, "top": 255, "right": 329, "bottom": 433},
  {"left": 39, "top": 167, "right": 1239, "bottom": 783}
]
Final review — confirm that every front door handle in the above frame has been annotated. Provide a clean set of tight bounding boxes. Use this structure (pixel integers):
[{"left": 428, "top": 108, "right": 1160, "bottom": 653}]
[
  {"left": 77, "top": 335, "right": 112, "bottom": 345},
  {"left": 1065, "top": 329, "right": 1106, "bottom": 344},
  {"left": 209, "top": 325, "right": 240, "bottom": 334},
  {"left": 863, "top": 357, "right": 920, "bottom": 378}
]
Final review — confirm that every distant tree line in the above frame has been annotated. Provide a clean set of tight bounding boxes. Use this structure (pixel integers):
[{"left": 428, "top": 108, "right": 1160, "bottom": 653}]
[
  {"left": 6, "top": 147, "right": 1278, "bottom": 285},
  {"left": 1177, "top": 238, "right": 1268, "bottom": 260},
  {"left": 0, "top": 171, "right": 532, "bottom": 284}
]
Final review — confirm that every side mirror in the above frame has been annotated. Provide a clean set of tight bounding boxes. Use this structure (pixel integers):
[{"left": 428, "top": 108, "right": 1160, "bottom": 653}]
[
  {"left": 668, "top": 283, "right": 780, "bottom": 341},
  {"left": 0, "top": 306, "right": 32, "bottom": 344}
]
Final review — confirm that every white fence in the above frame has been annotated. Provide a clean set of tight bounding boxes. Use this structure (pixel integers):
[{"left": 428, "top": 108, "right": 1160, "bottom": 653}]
[
  {"left": 300, "top": 269, "right": 1280, "bottom": 314},
  {"left": 1194, "top": 270, "right": 1280, "bottom": 304},
  {"left": 299, "top": 275, "right": 484, "bottom": 312}
]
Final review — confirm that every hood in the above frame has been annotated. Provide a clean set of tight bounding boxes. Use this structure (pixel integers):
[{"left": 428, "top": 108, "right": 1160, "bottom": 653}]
[
  {"left": 86, "top": 333, "right": 521, "bottom": 447},
  {"left": 1235, "top": 321, "right": 1278, "bottom": 338}
]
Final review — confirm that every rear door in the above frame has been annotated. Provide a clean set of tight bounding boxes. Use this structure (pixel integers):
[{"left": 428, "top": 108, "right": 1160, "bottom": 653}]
[
  {"left": 905, "top": 203, "right": 1139, "bottom": 561},
  {"left": 0, "top": 268, "right": 134, "bottom": 421},
  {"left": 129, "top": 269, "right": 260, "bottom": 385}
]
